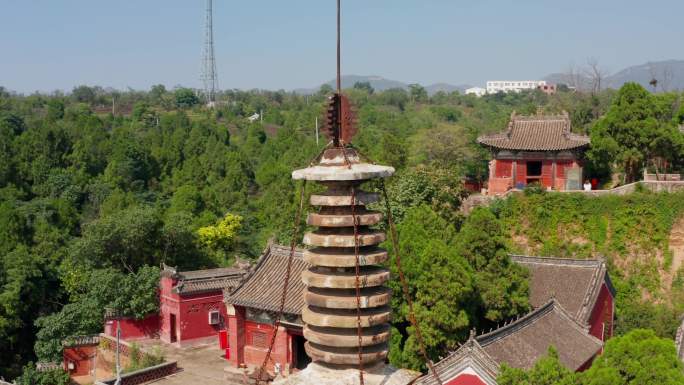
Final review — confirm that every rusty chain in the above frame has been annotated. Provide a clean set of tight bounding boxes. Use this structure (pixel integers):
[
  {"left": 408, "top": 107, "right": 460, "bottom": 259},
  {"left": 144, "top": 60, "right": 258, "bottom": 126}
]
[
  {"left": 380, "top": 180, "right": 443, "bottom": 385},
  {"left": 255, "top": 180, "right": 307, "bottom": 385},
  {"left": 350, "top": 185, "right": 365, "bottom": 385}
]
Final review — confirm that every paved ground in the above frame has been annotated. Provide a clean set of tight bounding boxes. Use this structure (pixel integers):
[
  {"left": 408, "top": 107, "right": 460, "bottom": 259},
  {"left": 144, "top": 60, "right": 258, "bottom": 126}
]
[{"left": 135, "top": 339, "right": 244, "bottom": 385}]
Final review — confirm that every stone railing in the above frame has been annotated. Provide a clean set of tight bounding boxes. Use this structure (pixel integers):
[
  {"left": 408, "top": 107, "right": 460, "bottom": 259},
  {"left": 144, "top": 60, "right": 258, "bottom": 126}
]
[
  {"left": 570, "top": 181, "right": 684, "bottom": 196},
  {"left": 643, "top": 173, "right": 681, "bottom": 182},
  {"left": 98, "top": 334, "right": 145, "bottom": 361},
  {"left": 35, "top": 362, "right": 61, "bottom": 372},
  {"left": 62, "top": 335, "right": 100, "bottom": 347},
  {"left": 94, "top": 361, "right": 178, "bottom": 385},
  {"left": 462, "top": 181, "right": 684, "bottom": 213}
]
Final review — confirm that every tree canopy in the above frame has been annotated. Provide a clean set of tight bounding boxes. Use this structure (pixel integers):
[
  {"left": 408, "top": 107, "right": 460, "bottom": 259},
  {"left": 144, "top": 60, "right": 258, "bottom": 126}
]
[{"left": 588, "top": 83, "right": 684, "bottom": 182}]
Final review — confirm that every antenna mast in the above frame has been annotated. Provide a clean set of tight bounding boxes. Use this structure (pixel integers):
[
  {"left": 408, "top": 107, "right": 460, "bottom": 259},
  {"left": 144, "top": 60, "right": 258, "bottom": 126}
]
[
  {"left": 201, "top": 0, "right": 218, "bottom": 105},
  {"left": 337, "top": 0, "right": 341, "bottom": 93}
]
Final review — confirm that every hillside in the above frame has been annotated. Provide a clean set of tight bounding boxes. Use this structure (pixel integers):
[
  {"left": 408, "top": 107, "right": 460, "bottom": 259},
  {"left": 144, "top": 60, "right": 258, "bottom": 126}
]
[
  {"left": 294, "top": 74, "right": 469, "bottom": 95},
  {"left": 488, "top": 191, "right": 684, "bottom": 336},
  {"left": 545, "top": 59, "right": 684, "bottom": 91},
  {"left": 296, "top": 60, "right": 684, "bottom": 96}
]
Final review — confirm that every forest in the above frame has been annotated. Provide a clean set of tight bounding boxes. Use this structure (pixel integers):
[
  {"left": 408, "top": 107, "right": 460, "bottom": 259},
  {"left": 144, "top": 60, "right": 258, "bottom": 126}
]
[{"left": 1, "top": 81, "right": 684, "bottom": 383}]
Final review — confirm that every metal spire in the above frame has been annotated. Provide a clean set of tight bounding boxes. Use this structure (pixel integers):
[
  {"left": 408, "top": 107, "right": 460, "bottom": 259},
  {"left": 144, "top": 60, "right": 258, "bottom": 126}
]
[
  {"left": 201, "top": 0, "right": 218, "bottom": 105},
  {"left": 323, "top": 0, "right": 358, "bottom": 147},
  {"left": 337, "top": 0, "right": 341, "bottom": 93}
]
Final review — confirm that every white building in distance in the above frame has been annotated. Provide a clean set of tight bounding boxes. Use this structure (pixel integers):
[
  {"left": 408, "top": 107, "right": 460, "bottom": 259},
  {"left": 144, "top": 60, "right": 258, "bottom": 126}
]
[
  {"left": 465, "top": 87, "right": 487, "bottom": 97},
  {"left": 486, "top": 80, "right": 547, "bottom": 94}
]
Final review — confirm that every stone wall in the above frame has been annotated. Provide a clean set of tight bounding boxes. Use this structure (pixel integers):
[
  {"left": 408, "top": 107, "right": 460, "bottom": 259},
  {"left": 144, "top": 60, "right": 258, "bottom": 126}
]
[
  {"left": 462, "top": 181, "right": 684, "bottom": 213},
  {"left": 94, "top": 361, "right": 178, "bottom": 385}
]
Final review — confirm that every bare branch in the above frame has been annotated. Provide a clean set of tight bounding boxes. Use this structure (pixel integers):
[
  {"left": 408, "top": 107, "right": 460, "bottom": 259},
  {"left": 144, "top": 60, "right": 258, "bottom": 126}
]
[{"left": 584, "top": 57, "right": 607, "bottom": 94}]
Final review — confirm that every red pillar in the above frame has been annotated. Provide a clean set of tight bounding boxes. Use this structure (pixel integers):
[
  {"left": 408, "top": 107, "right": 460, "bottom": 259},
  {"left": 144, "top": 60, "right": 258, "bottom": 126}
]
[{"left": 227, "top": 305, "right": 245, "bottom": 366}]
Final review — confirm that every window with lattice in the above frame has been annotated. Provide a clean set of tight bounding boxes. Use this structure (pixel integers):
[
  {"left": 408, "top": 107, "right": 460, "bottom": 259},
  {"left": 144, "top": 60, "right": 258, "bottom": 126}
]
[{"left": 251, "top": 331, "right": 268, "bottom": 348}]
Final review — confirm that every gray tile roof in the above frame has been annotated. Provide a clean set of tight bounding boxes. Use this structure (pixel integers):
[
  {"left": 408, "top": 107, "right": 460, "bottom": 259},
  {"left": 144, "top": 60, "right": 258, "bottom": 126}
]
[
  {"left": 225, "top": 244, "right": 308, "bottom": 315},
  {"left": 511, "top": 255, "right": 614, "bottom": 324},
  {"left": 476, "top": 300, "right": 602, "bottom": 371},
  {"left": 414, "top": 334, "right": 499, "bottom": 385},
  {"left": 163, "top": 264, "right": 247, "bottom": 295},
  {"left": 478, "top": 112, "right": 590, "bottom": 151}
]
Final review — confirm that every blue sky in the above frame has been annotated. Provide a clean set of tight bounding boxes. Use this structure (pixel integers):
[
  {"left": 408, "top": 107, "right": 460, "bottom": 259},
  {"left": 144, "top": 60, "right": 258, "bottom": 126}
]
[{"left": 1, "top": 0, "right": 683, "bottom": 93}]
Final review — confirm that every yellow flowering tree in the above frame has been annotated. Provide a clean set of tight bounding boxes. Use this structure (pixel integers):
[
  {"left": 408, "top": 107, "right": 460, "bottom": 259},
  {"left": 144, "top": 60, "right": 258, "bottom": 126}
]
[{"left": 195, "top": 213, "right": 243, "bottom": 264}]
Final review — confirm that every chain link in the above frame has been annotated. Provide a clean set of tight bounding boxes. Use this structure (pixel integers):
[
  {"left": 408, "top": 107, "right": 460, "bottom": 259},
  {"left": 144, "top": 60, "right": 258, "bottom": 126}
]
[
  {"left": 255, "top": 180, "right": 307, "bottom": 385},
  {"left": 350, "top": 185, "right": 365, "bottom": 385},
  {"left": 380, "top": 180, "right": 443, "bottom": 385}
]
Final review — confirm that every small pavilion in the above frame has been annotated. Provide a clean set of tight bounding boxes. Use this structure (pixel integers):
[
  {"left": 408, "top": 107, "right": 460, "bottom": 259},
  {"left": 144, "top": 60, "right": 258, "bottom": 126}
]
[{"left": 478, "top": 111, "right": 590, "bottom": 194}]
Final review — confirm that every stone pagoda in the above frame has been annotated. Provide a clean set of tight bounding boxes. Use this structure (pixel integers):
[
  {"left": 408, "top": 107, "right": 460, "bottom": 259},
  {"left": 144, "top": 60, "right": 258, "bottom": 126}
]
[
  {"left": 295, "top": 146, "right": 393, "bottom": 365},
  {"left": 273, "top": 2, "right": 420, "bottom": 383},
  {"left": 275, "top": 139, "right": 418, "bottom": 385}
]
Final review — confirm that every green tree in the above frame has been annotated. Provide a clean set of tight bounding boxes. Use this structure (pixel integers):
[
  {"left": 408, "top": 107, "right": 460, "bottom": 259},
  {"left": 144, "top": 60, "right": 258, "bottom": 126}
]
[
  {"left": 387, "top": 205, "right": 475, "bottom": 370},
  {"left": 456, "top": 208, "right": 530, "bottom": 324},
  {"left": 35, "top": 267, "right": 160, "bottom": 361},
  {"left": 71, "top": 85, "right": 97, "bottom": 104},
  {"left": 174, "top": 88, "right": 200, "bottom": 108},
  {"left": 498, "top": 347, "right": 578, "bottom": 385},
  {"left": 408, "top": 84, "right": 428, "bottom": 103},
  {"left": 168, "top": 184, "right": 204, "bottom": 215},
  {"left": 353, "top": 81, "right": 374, "bottom": 94},
  {"left": 196, "top": 212, "right": 243, "bottom": 265},
  {"left": 16, "top": 364, "right": 69, "bottom": 385},
  {"left": 318, "top": 84, "right": 334, "bottom": 96},
  {"left": 582, "top": 329, "right": 684, "bottom": 385},
  {"left": 385, "top": 165, "right": 466, "bottom": 224},
  {"left": 587, "top": 83, "right": 683, "bottom": 182},
  {"left": 70, "top": 205, "right": 163, "bottom": 270},
  {"left": 46, "top": 99, "right": 65, "bottom": 121}
]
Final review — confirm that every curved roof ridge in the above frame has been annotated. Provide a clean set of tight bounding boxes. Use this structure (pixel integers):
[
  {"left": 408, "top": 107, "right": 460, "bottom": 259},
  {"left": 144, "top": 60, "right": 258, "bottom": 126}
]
[
  {"left": 476, "top": 299, "right": 602, "bottom": 348},
  {"left": 415, "top": 333, "right": 499, "bottom": 385},
  {"left": 224, "top": 242, "right": 308, "bottom": 315},
  {"left": 510, "top": 254, "right": 603, "bottom": 267},
  {"left": 477, "top": 112, "right": 589, "bottom": 151},
  {"left": 511, "top": 254, "right": 610, "bottom": 322},
  {"left": 476, "top": 299, "right": 557, "bottom": 346},
  {"left": 222, "top": 241, "right": 275, "bottom": 298}
]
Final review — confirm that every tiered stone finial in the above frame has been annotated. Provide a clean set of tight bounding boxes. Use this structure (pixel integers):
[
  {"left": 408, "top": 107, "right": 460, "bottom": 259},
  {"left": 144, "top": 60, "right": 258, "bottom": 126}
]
[{"left": 293, "top": 147, "right": 394, "bottom": 366}]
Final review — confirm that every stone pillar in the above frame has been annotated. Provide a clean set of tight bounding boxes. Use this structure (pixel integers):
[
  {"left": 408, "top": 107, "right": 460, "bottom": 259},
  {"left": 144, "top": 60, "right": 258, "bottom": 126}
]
[
  {"left": 292, "top": 147, "right": 394, "bottom": 366},
  {"left": 226, "top": 305, "right": 245, "bottom": 366}
]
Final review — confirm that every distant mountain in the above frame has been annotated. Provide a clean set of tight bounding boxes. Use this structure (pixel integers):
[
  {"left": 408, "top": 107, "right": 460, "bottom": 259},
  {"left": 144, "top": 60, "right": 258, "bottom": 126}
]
[
  {"left": 606, "top": 60, "right": 684, "bottom": 90},
  {"left": 545, "top": 60, "right": 684, "bottom": 91},
  {"left": 293, "top": 75, "right": 467, "bottom": 95},
  {"left": 293, "top": 60, "right": 684, "bottom": 97},
  {"left": 425, "top": 82, "right": 471, "bottom": 95}
]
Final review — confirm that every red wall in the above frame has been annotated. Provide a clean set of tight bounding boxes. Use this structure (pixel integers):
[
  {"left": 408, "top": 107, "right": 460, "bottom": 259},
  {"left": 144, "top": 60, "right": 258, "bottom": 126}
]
[
  {"left": 243, "top": 321, "right": 291, "bottom": 369},
  {"left": 226, "top": 307, "right": 295, "bottom": 373},
  {"left": 104, "top": 314, "right": 160, "bottom": 340},
  {"left": 541, "top": 161, "right": 553, "bottom": 187},
  {"left": 63, "top": 345, "right": 97, "bottom": 377},
  {"left": 515, "top": 161, "right": 526, "bottom": 186},
  {"left": 495, "top": 159, "right": 513, "bottom": 178},
  {"left": 445, "top": 373, "right": 488, "bottom": 385},
  {"left": 159, "top": 276, "right": 227, "bottom": 345},
  {"left": 588, "top": 283, "right": 614, "bottom": 341},
  {"left": 227, "top": 306, "right": 246, "bottom": 366}
]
